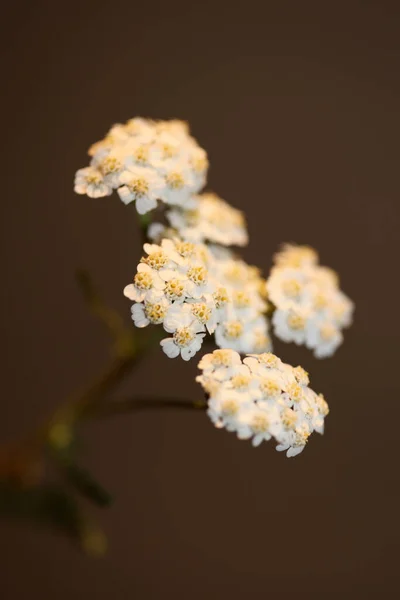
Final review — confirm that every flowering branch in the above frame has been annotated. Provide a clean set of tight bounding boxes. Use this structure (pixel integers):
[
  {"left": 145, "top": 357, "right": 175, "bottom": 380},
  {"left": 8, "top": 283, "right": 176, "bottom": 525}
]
[{"left": 1, "top": 115, "right": 355, "bottom": 555}]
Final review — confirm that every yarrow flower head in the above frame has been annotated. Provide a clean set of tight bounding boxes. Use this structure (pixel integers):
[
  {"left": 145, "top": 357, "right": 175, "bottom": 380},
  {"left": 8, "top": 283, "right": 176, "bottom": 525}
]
[
  {"left": 197, "top": 349, "right": 329, "bottom": 457},
  {"left": 266, "top": 244, "right": 354, "bottom": 358},
  {"left": 124, "top": 239, "right": 271, "bottom": 360},
  {"left": 164, "top": 192, "right": 248, "bottom": 247},
  {"left": 74, "top": 118, "right": 208, "bottom": 214}
]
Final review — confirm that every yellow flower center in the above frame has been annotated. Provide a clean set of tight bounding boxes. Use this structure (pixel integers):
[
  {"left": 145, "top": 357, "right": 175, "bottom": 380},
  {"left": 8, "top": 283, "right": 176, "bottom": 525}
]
[
  {"left": 87, "top": 173, "right": 102, "bottom": 185},
  {"left": 174, "top": 327, "right": 195, "bottom": 347},
  {"left": 286, "top": 382, "right": 303, "bottom": 402},
  {"left": 187, "top": 266, "right": 207, "bottom": 285},
  {"left": 287, "top": 313, "right": 306, "bottom": 331},
  {"left": 175, "top": 241, "right": 195, "bottom": 257},
  {"left": 314, "top": 292, "right": 328, "bottom": 309},
  {"left": 212, "top": 349, "right": 235, "bottom": 366},
  {"left": 164, "top": 278, "right": 185, "bottom": 300},
  {"left": 231, "top": 374, "right": 250, "bottom": 389},
  {"left": 281, "top": 408, "right": 297, "bottom": 429},
  {"left": 233, "top": 290, "right": 251, "bottom": 308},
  {"left": 130, "top": 177, "right": 149, "bottom": 197},
  {"left": 282, "top": 279, "right": 302, "bottom": 298},
  {"left": 101, "top": 156, "right": 122, "bottom": 174},
  {"left": 166, "top": 171, "right": 185, "bottom": 189},
  {"left": 161, "top": 143, "right": 177, "bottom": 159},
  {"left": 260, "top": 378, "right": 281, "bottom": 398},
  {"left": 276, "top": 246, "right": 318, "bottom": 268},
  {"left": 224, "top": 264, "right": 245, "bottom": 283},
  {"left": 144, "top": 251, "right": 168, "bottom": 270},
  {"left": 133, "top": 146, "right": 149, "bottom": 164},
  {"left": 293, "top": 366, "right": 309, "bottom": 386},
  {"left": 320, "top": 322, "right": 336, "bottom": 341},
  {"left": 191, "top": 155, "right": 209, "bottom": 173},
  {"left": 221, "top": 399, "right": 239, "bottom": 416},
  {"left": 258, "top": 353, "right": 279, "bottom": 368},
  {"left": 224, "top": 321, "right": 243, "bottom": 339},
  {"left": 294, "top": 428, "right": 310, "bottom": 447},
  {"left": 185, "top": 209, "right": 200, "bottom": 226},
  {"left": 134, "top": 271, "right": 153, "bottom": 290},
  {"left": 213, "top": 287, "right": 229, "bottom": 308},
  {"left": 145, "top": 302, "right": 167, "bottom": 324},
  {"left": 192, "top": 303, "right": 212, "bottom": 324},
  {"left": 252, "top": 414, "right": 269, "bottom": 434}
]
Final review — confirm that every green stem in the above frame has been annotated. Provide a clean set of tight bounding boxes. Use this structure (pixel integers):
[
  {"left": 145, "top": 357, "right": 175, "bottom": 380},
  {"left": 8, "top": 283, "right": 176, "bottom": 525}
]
[{"left": 82, "top": 397, "right": 208, "bottom": 421}]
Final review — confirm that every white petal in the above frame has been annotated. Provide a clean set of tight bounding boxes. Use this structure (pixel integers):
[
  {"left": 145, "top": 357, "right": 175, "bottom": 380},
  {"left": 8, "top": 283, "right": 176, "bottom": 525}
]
[
  {"left": 117, "top": 185, "right": 134, "bottom": 205},
  {"left": 160, "top": 338, "right": 180, "bottom": 358},
  {"left": 136, "top": 194, "right": 158, "bottom": 215},
  {"left": 123, "top": 284, "right": 137, "bottom": 300}
]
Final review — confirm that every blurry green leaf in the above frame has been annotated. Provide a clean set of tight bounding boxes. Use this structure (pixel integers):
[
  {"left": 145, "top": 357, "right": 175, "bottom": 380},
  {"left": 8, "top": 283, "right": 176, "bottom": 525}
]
[
  {"left": 0, "top": 481, "right": 82, "bottom": 537},
  {"left": 0, "top": 481, "right": 107, "bottom": 555},
  {"left": 61, "top": 463, "right": 112, "bottom": 508}
]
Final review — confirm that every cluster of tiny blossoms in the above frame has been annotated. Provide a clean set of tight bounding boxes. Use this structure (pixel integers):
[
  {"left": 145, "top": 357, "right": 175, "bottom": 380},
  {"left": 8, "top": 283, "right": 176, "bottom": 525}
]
[
  {"left": 266, "top": 245, "right": 354, "bottom": 358},
  {"left": 124, "top": 239, "right": 271, "bottom": 360},
  {"left": 164, "top": 192, "right": 248, "bottom": 247},
  {"left": 74, "top": 118, "right": 208, "bottom": 214},
  {"left": 197, "top": 349, "right": 329, "bottom": 457}
]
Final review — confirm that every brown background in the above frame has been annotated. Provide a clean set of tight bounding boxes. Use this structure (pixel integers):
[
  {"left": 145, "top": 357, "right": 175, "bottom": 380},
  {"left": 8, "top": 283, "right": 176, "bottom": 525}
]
[{"left": 1, "top": 1, "right": 399, "bottom": 598}]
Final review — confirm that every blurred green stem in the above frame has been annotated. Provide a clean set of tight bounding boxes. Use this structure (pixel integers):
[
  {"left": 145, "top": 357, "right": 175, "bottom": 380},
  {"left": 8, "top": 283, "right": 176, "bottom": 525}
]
[{"left": 82, "top": 397, "right": 207, "bottom": 420}]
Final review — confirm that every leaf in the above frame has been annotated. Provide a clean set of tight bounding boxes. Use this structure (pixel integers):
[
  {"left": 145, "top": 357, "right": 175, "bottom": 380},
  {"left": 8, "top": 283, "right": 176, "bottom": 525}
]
[
  {"left": 61, "top": 463, "right": 113, "bottom": 508},
  {"left": 0, "top": 481, "right": 107, "bottom": 555},
  {"left": 0, "top": 481, "right": 82, "bottom": 537}
]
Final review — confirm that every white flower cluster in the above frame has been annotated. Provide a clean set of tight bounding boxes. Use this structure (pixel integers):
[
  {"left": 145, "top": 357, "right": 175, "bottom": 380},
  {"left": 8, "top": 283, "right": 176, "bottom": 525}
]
[
  {"left": 197, "top": 349, "right": 329, "bottom": 457},
  {"left": 165, "top": 192, "right": 248, "bottom": 247},
  {"left": 209, "top": 246, "right": 271, "bottom": 355},
  {"left": 74, "top": 118, "right": 208, "bottom": 214},
  {"left": 124, "top": 239, "right": 270, "bottom": 360},
  {"left": 267, "top": 244, "right": 354, "bottom": 358}
]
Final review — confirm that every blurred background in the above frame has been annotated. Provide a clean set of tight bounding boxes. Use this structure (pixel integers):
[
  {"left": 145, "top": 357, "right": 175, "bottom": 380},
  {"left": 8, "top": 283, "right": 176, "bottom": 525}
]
[{"left": 1, "top": 1, "right": 399, "bottom": 598}]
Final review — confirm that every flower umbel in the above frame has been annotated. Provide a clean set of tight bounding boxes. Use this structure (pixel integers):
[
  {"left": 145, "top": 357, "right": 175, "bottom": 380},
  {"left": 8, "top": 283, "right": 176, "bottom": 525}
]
[
  {"left": 124, "top": 239, "right": 271, "bottom": 360},
  {"left": 197, "top": 349, "right": 329, "bottom": 457},
  {"left": 74, "top": 118, "right": 208, "bottom": 214},
  {"left": 165, "top": 192, "right": 248, "bottom": 247},
  {"left": 266, "top": 244, "right": 354, "bottom": 358}
]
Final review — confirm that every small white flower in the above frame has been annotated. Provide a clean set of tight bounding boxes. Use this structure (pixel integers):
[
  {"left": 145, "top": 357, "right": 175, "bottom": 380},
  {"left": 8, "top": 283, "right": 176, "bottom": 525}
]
[
  {"left": 276, "top": 422, "right": 312, "bottom": 457},
  {"left": 160, "top": 164, "right": 195, "bottom": 207},
  {"left": 117, "top": 166, "right": 164, "bottom": 214},
  {"left": 215, "top": 319, "right": 245, "bottom": 351},
  {"left": 189, "top": 298, "right": 219, "bottom": 334},
  {"left": 266, "top": 267, "right": 309, "bottom": 308},
  {"left": 123, "top": 263, "right": 165, "bottom": 303},
  {"left": 74, "top": 167, "right": 112, "bottom": 198},
  {"left": 197, "top": 349, "right": 243, "bottom": 381},
  {"left": 272, "top": 306, "right": 309, "bottom": 345},
  {"left": 244, "top": 352, "right": 283, "bottom": 375},
  {"left": 131, "top": 290, "right": 169, "bottom": 328},
  {"left": 95, "top": 149, "right": 126, "bottom": 187},
  {"left": 305, "top": 319, "right": 343, "bottom": 358},
  {"left": 161, "top": 305, "right": 205, "bottom": 361}
]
